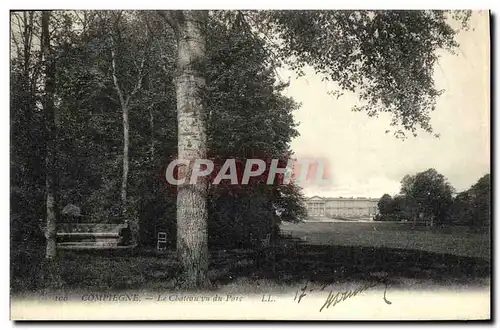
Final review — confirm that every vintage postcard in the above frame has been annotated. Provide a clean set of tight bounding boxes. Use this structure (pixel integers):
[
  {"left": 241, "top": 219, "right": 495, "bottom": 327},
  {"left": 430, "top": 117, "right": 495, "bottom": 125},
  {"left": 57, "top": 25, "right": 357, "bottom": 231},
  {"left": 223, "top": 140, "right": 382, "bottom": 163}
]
[{"left": 9, "top": 9, "right": 490, "bottom": 320}]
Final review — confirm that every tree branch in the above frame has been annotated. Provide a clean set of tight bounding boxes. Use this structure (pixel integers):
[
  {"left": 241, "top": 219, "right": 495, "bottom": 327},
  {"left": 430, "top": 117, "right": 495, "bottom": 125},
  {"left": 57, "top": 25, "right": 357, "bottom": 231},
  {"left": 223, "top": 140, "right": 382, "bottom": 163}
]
[
  {"left": 238, "top": 11, "right": 284, "bottom": 83},
  {"left": 158, "top": 10, "right": 181, "bottom": 34},
  {"left": 129, "top": 53, "right": 146, "bottom": 100},
  {"left": 110, "top": 11, "right": 151, "bottom": 107},
  {"left": 110, "top": 40, "right": 126, "bottom": 107},
  {"left": 10, "top": 29, "right": 21, "bottom": 59}
]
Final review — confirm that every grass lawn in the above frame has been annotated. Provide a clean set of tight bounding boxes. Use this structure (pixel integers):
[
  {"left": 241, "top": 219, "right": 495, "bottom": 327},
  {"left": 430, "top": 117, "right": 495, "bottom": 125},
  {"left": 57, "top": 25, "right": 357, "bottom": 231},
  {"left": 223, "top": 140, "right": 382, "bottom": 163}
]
[
  {"left": 11, "top": 220, "right": 491, "bottom": 296},
  {"left": 282, "top": 221, "right": 490, "bottom": 260}
]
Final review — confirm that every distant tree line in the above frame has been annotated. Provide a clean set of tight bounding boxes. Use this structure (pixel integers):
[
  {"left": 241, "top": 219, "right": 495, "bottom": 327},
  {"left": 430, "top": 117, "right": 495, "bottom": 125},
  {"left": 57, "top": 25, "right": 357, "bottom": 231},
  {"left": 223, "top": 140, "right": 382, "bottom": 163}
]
[{"left": 376, "top": 169, "right": 490, "bottom": 229}]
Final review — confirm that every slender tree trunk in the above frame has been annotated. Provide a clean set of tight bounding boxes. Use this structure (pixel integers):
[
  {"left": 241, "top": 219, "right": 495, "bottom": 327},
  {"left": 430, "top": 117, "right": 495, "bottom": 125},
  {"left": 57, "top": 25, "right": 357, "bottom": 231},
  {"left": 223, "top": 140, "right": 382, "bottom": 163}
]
[
  {"left": 110, "top": 27, "right": 147, "bottom": 244},
  {"left": 121, "top": 104, "right": 129, "bottom": 212},
  {"left": 149, "top": 106, "right": 155, "bottom": 160},
  {"left": 167, "top": 10, "right": 209, "bottom": 287},
  {"left": 111, "top": 40, "right": 130, "bottom": 220},
  {"left": 121, "top": 104, "right": 138, "bottom": 243},
  {"left": 42, "top": 11, "right": 57, "bottom": 259}
]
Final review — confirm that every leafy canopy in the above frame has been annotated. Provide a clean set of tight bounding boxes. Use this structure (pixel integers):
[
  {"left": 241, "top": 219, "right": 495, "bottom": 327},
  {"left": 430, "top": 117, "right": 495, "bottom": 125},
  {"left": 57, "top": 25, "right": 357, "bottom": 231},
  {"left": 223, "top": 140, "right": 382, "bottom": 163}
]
[{"left": 246, "top": 10, "right": 470, "bottom": 137}]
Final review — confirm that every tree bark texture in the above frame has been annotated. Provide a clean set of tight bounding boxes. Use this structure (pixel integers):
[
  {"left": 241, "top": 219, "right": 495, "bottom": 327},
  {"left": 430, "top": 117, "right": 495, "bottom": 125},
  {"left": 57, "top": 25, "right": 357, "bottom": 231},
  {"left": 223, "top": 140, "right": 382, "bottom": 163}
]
[
  {"left": 42, "top": 11, "right": 57, "bottom": 259},
  {"left": 168, "top": 10, "right": 210, "bottom": 287}
]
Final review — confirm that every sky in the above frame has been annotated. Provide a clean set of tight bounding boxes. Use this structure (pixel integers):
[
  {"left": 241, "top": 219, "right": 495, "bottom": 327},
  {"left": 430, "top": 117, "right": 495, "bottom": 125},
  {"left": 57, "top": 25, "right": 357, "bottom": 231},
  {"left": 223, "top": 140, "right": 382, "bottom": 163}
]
[{"left": 280, "top": 11, "right": 490, "bottom": 198}]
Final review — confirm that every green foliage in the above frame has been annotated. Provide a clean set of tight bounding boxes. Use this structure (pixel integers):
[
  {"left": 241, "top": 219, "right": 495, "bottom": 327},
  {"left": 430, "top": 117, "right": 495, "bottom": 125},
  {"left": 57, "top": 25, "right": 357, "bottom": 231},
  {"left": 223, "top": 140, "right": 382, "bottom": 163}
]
[
  {"left": 449, "top": 191, "right": 474, "bottom": 226},
  {"left": 449, "top": 174, "right": 490, "bottom": 228},
  {"left": 10, "top": 12, "right": 47, "bottom": 264},
  {"left": 379, "top": 172, "right": 490, "bottom": 228},
  {"left": 11, "top": 10, "right": 307, "bottom": 254},
  {"left": 52, "top": 11, "right": 178, "bottom": 224},
  {"left": 205, "top": 17, "right": 307, "bottom": 247},
  {"left": 469, "top": 174, "right": 491, "bottom": 227},
  {"left": 400, "top": 168, "right": 455, "bottom": 225},
  {"left": 252, "top": 10, "right": 470, "bottom": 137},
  {"left": 377, "top": 194, "right": 393, "bottom": 216},
  {"left": 376, "top": 194, "right": 407, "bottom": 221}
]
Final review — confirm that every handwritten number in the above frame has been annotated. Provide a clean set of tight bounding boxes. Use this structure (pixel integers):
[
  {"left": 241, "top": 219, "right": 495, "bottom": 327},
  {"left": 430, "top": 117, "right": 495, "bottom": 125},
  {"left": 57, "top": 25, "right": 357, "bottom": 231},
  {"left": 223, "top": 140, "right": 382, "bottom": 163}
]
[{"left": 294, "top": 282, "right": 308, "bottom": 303}]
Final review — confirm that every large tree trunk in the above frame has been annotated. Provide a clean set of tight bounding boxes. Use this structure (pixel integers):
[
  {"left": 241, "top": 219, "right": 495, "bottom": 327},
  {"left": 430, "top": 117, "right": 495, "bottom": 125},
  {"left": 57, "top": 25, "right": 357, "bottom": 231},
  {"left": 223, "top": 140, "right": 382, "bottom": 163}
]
[
  {"left": 168, "top": 10, "right": 209, "bottom": 287},
  {"left": 42, "top": 11, "right": 57, "bottom": 259}
]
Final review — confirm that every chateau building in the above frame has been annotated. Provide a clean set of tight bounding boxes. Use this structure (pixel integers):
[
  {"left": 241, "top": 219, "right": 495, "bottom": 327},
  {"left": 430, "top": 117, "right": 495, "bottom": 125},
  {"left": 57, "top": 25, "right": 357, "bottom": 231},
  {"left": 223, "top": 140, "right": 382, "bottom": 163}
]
[{"left": 305, "top": 196, "right": 379, "bottom": 219}]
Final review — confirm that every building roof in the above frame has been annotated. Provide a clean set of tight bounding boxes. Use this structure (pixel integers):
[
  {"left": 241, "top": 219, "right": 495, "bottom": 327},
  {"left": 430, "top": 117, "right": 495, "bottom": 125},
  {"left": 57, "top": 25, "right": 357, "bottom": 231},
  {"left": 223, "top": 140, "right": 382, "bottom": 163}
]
[
  {"left": 307, "top": 195, "right": 325, "bottom": 200},
  {"left": 306, "top": 196, "right": 379, "bottom": 201}
]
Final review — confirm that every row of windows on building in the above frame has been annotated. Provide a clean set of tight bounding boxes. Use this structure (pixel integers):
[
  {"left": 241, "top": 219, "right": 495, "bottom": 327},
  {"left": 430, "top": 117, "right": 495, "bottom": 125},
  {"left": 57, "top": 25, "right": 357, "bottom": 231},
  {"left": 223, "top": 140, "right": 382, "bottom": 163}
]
[{"left": 305, "top": 197, "right": 379, "bottom": 218}]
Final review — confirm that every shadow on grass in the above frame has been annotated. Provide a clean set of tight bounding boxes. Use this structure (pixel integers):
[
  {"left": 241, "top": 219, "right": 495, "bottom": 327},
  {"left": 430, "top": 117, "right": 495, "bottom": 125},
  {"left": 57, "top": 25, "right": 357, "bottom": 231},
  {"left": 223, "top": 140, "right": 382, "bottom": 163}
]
[
  {"left": 210, "top": 238, "right": 491, "bottom": 288},
  {"left": 11, "top": 236, "right": 490, "bottom": 293}
]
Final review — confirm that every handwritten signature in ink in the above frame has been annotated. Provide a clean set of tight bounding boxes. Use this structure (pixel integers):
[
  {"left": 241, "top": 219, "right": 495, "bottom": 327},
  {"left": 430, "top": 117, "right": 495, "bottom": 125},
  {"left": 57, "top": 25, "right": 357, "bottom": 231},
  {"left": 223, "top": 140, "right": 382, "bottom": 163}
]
[{"left": 293, "top": 280, "right": 392, "bottom": 312}]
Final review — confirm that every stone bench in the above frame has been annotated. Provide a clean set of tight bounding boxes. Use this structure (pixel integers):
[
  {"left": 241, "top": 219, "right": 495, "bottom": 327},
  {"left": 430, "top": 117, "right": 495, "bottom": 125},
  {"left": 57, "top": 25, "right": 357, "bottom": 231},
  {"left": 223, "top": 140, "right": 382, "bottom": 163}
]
[{"left": 56, "top": 223, "right": 135, "bottom": 250}]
